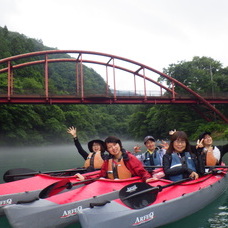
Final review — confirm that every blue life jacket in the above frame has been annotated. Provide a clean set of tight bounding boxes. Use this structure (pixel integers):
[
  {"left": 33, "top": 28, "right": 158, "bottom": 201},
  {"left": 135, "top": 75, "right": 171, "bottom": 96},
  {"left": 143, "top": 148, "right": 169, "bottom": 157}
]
[
  {"left": 169, "top": 152, "right": 196, "bottom": 181},
  {"left": 143, "top": 149, "right": 162, "bottom": 166}
]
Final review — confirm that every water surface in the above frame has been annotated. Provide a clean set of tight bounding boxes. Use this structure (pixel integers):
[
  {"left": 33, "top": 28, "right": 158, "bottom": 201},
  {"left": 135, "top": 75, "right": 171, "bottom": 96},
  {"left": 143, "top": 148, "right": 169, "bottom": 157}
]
[{"left": 0, "top": 141, "right": 227, "bottom": 228}]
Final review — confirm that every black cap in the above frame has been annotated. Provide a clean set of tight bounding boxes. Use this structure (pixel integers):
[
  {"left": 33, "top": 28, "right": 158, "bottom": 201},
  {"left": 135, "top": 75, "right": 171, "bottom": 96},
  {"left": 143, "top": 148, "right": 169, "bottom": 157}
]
[
  {"left": 198, "top": 132, "right": 211, "bottom": 141},
  {"left": 144, "top": 136, "right": 155, "bottom": 144},
  {"left": 88, "top": 139, "right": 105, "bottom": 152}
]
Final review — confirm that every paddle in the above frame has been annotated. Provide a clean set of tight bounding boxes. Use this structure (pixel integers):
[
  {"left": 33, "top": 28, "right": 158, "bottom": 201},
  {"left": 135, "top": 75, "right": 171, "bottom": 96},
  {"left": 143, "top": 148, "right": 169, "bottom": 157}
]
[
  {"left": 144, "top": 166, "right": 163, "bottom": 169},
  {"left": 205, "top": 165, "right": 228, "bottom": 169},
  {"left": 119, "top": 177, "right": 192, "bottom": 209},
  {"left": 144, "top": 165, "right": 228, "bottom": 169},
  {"left": 119, "top": 170, "right": 221, "bottom": 209},
  {"left": 3, "top": 167, "right": 87, "bottom": 182},
  {"left": 39, "top": 177, "right": 100, "bottom": 199}
]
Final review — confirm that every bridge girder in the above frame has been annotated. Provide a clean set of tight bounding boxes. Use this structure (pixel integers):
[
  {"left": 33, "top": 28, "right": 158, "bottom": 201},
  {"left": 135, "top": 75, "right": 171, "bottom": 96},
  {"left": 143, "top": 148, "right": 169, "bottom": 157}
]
[{"left": 0, "top": 50, "right": 227, "bottom": 123}]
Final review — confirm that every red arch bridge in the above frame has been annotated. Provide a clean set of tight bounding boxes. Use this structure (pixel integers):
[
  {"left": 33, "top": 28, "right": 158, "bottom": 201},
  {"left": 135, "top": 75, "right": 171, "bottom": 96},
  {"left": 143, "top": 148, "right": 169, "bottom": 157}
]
[{"left": 0, "top": 50, "right": 227, "bottom": 123}]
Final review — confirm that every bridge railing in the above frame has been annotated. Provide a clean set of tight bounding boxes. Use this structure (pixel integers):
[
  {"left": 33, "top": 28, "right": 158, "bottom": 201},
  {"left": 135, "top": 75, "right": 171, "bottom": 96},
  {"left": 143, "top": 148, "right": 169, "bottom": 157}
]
[
  {"left": 0, "top": 50, "right": 227, "bottom": 122},
  {"left": 0, "top": 85, "right": 227, "bottom": 101}
]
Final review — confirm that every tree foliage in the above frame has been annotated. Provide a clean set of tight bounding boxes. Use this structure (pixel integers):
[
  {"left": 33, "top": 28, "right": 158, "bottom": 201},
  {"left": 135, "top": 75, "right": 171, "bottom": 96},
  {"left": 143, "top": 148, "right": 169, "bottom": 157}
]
[
  {"left": 0, "top": 26, "right": 227, "bottom": 145},
  {"left": 128, "top": 56, "right": 228, "bottom": 141},
  {"left": 0, "top": 26, "right": 140, "bottom": 145}
]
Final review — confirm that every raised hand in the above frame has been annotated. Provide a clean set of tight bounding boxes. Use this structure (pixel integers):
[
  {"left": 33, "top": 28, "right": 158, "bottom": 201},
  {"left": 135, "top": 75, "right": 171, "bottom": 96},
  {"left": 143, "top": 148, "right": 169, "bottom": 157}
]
[
  {"left": 160, "top": 140, "right": 169, "bottom": 150},
  {"left": 133, "top": 145, "right": 141, "bottom": 153},
  {"left": 67, "top": 126, "right": 77, "bottom": 138},
  {"left": 169, "top": 129, "right": 176, "bottom": 135},
  {"left": 196, "top": 139, "right": 204, "bottom": 149}
]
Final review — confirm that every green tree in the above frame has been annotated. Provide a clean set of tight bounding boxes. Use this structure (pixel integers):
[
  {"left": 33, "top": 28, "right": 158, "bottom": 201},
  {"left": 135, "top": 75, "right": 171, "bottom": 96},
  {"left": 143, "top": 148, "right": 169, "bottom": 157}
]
[
  {"left": 129, "top": 56, "right": 228, "bottom": 141},
  {"left": 0, "top": 26, "right": 227, "bottom": 145}
]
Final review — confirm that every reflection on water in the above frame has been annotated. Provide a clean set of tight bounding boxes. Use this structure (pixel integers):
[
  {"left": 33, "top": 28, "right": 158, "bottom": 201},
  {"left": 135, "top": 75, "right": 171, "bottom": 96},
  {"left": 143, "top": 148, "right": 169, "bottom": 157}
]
[
  {"left": 161, "top": 190, "right": 228, "bottom": 228},
  {"left": 0, "top": 141, "right": 227, "bottom": 228},
  {"left": 209, "top": 205, "right": 228, "bottom": 228}
]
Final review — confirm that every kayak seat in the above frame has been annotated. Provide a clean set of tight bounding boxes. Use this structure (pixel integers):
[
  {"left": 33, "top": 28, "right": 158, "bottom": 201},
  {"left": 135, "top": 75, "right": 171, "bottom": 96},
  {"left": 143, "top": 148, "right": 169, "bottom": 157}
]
[{"left": 90, "top": 200, "right": 110, "bottom": 208}]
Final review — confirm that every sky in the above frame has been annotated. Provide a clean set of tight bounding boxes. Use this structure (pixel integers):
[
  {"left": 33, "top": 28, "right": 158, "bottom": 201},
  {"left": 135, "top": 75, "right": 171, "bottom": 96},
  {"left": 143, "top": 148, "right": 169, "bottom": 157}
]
[{"left": 1, "top": 0, "right": 228, "bottom": 91}]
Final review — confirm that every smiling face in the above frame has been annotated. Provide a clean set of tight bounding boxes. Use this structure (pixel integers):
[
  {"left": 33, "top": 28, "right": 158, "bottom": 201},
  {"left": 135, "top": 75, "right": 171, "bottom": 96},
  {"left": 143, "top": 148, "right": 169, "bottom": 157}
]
[
  {"left": 92, "top": 142, "right": 101, "bottom": 153},
  {"left": 106, "top": 142, "right": 122, "bottom": 159},
  {"left": 173, "top": 138, "right": 187, "bottom": 153},
  {"left": 145, "top": 139, "right": 156, "bottom": 151},
  {"left": 202, "top": 134, "right": 213, "bottom": 147},
  {"left": 167, "top": 131, "right": 190, "bottom": 155}
]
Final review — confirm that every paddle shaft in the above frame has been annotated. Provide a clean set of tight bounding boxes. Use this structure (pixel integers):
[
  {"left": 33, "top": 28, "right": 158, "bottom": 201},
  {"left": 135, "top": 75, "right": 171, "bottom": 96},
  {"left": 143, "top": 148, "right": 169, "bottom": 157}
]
[
  {"left": 123, "top": 170, "right": 218, "bottom": 201},
  {"left": 8, "top": 165, "right": 225, "bottom": 178},
  {"left": 205, "top": 165, "right": 228, "bottom": 168},
  {"left": 144, "top": 165, "right": 228, "bottom": 169},
  {"left": 4, "top": 168, "right": 86, "bottom": 178},
  {"left": 123, "top": 177, "right": 192, "bottom": 200},
  {"left": 144, "top": 166, "right": 163, "bottom": 169},
  {"left": 69, "top": 177, "right": 100, "bottom": 188}
]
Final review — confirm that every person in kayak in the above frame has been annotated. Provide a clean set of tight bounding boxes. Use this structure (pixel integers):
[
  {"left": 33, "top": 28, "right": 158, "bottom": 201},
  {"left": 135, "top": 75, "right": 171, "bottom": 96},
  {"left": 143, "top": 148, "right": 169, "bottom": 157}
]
[
  {"left": 76, "top": 136, "right": 153, "bottom": 182},
  {"left": 163, "top": 131, "right": 199, "bottom": 181},
  {"left": 133, "top": 135, "right": 166, "bottom": 172},
  {"left": 67, "top": 126, "right": 106, "bottom": 171},
  {"left": 195, "top": 131, "right": 228, "bottom": 166}
]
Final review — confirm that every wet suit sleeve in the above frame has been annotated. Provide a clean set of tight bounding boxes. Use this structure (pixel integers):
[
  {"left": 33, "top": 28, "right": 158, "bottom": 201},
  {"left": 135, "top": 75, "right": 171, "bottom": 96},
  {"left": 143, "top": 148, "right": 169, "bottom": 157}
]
[
  {"left": 190, "top": 145, "right": 197, "bottom": 154},
  {"left": 73, "top": 137, "right": 89, "bottom": 160},
  {"left": 194, "top": 147, "right": 205, "bottom": 175}
]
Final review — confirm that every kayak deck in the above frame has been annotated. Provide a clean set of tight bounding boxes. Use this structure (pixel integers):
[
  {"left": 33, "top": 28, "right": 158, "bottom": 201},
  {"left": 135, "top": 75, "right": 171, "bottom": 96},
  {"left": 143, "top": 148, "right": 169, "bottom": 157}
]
[
  {"left": 48, "top": 177, "right": 142, "bottom": 205},
  {"left": 3, "top": 177, "right": 142, "bottom": 228},
  {"left": 0, "top": 171, "right": 99, "bottom": 195},
  {"left": 78, "top": 170, "right": 228, "bottom": 228},
  {"left": 0, "top": 171, "right": 99, "bottom": 216}
]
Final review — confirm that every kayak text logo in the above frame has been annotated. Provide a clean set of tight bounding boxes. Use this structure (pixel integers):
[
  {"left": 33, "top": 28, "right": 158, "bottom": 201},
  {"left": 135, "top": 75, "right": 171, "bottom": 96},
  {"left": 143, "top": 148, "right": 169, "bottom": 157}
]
[
  {"left": 126, "top": 184, "right": 137, "bottom": 193},
  {"left": 0, "top": 198, "right": 12, "bottom": 206},
  {"left": 133, "top": 212, "right": 155, "bottom": 226},
  {"left": 60, "top": 206, "right": 83, "bottom": 218}
]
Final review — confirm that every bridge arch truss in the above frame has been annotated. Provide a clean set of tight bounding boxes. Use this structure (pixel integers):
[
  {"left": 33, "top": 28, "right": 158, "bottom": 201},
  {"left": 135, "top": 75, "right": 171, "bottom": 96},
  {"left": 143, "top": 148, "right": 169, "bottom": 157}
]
[{"left": 0, "top": 50, "right": 227, "bottom": 123}]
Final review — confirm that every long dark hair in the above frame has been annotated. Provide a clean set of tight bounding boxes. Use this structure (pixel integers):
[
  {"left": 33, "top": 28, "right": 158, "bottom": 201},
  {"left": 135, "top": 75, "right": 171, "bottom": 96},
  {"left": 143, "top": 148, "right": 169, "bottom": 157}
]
[{"left": 166, "top": 131, "right": 191, "bottom": 154}]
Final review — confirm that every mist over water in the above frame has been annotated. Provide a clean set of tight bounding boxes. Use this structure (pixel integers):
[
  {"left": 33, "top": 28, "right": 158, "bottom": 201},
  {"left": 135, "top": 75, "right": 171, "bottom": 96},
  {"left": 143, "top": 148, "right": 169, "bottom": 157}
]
[
  {"left": 0, "top": 141, "right": 227, "bottom": 228},
  {"left": 0, "top": 140, "right": 145, "bottom": 183}
]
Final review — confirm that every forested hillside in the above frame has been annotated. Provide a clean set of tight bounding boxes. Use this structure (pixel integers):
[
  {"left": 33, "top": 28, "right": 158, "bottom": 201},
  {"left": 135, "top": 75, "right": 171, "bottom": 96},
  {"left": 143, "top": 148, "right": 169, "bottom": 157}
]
[
  {"left": 0, "top": 26, "right": 139, "bottom": 145},
  {"left": 0, "top": 26, "right": 227, "bottom": 145}
]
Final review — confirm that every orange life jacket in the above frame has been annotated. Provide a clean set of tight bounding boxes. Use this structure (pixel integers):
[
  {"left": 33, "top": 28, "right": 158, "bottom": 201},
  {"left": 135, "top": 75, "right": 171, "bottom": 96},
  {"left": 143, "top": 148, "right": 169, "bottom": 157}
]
[
  {"left": 84, "top": 151, "right": 104, "bottom": 169},
  {"left": 107, "top": 158, "right": 132, "bottom": 179},
  {"left": 206, "top": 147, "right": 217, "bottom": 166}
]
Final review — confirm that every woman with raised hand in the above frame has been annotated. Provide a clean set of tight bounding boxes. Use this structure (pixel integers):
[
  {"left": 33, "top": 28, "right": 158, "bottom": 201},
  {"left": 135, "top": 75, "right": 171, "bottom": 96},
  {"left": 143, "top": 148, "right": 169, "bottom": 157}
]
[
  {"left": 76, "top": 136, "right": 153, "bottom": 182},
  {"left": 67, "top": 126, "right": 106, "bottom": 171},
  {"left": 196, "top": 131, "right": 228, "bottom": 166}
]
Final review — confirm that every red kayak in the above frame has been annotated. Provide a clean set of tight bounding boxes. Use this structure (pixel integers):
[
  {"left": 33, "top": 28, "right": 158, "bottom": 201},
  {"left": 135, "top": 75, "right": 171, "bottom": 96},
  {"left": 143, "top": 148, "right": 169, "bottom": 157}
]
[
  {"left": 3, "top": 176, "right": 143, "bottom": 228},
  {"left": 0, "top": 169, "right": 99, "bottom": 216},
  {"left": 79, "top": 168, "right": 228, "bottom": 228}
]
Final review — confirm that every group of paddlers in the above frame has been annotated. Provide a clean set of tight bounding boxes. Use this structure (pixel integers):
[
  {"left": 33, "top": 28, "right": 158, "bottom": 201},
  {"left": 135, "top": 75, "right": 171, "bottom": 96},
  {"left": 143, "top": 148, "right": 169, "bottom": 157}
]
[{"left": 67, "top": 127, "right": 228, "bottom": 182}]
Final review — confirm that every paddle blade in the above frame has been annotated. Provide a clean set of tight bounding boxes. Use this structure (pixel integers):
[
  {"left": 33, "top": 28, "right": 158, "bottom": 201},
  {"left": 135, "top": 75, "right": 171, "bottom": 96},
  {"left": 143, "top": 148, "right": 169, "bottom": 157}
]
[
  {"left": 119, "top": 182, "right": 158, "bottom": 209},
  {"left": 39, "top": 179, "right": 72, "bottom": 199},
  {"left": 39, "top": 177, "right": 99, "bottom": 199},
  {"left": 3, "top": 168, "right": 36, "bottom": 182}
]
